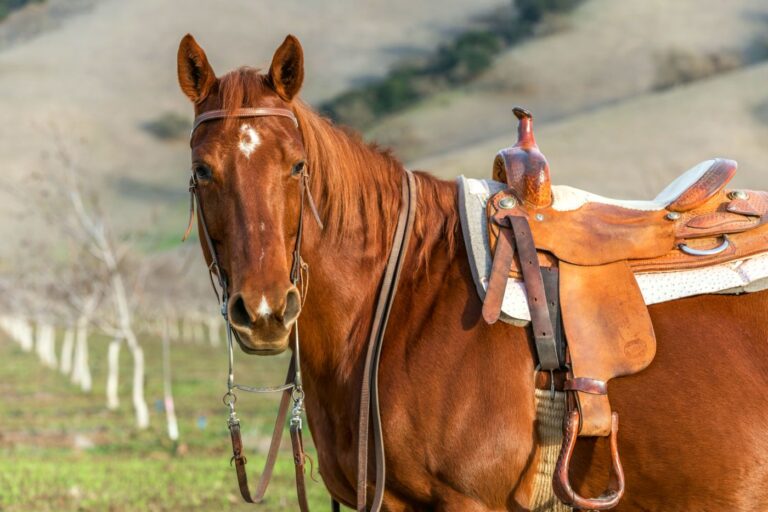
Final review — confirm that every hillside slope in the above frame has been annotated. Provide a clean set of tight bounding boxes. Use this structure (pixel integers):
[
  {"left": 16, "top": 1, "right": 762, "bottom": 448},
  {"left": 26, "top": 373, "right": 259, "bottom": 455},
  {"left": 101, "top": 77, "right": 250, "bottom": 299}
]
[
  {"left": 413, "top": 61, "right": 768, "bottom": 196},
  {"left": 0, "top": 0, "right": 507, "bottom": 252},
  {"left": 369, "top": 0, "right": 768, "bottom": 161}
]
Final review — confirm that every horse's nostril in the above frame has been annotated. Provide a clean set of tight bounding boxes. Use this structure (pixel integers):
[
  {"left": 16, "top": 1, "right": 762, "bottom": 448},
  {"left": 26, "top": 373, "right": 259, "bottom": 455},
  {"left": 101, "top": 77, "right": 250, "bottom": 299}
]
[
  {"left": 282, "top": 287, "right": 301, "bottom": 327},
  {"left": 229, "top": 294, "right": 252, "bottom": 329}
]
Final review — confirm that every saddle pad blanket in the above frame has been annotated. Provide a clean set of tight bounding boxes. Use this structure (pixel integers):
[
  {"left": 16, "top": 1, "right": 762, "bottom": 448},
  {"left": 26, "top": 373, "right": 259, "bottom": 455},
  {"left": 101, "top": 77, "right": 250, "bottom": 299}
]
[{"left": 458, "top": 176, "right": 768, "bottom": 324}]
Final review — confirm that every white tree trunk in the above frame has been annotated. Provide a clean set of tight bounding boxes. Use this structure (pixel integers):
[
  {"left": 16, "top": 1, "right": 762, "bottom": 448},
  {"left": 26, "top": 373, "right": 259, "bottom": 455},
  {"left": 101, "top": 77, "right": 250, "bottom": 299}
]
[
  {"left": 71, "top": 314, "right": 92, "bottom": 392},
  {"left": 192, "top": 319, "right": 205, "bottom": 344},
  {"left": 181, "top": 317, "right": 193, "bottom": 343},
  {"left": 35, "top": 322, "right": 57, "bottom": 368},
  {"left": 59, "top": 327, "right": 75, "bottom": 374},
  {"left": 168, "top": 316, "right": 180, "bottom": 341},
  {"left": 69, "top": 184, "right": 147, "bottom": 428},
  {"left": 206, "top": 316, "right": 222, "bottom": 347},
  {"left": 106, "top": 336, "right": 122, "bottom": 410},
  {"left": 162, "top": 318, "right": 179, "bottom": 442},
  {"left": 109, "top": 270, "right": 149, "bottom": 429},
  {"left": 0, "top": 316, "right": 32, "bottom": 350},
  {"left": 123, "top": 329, "right": 148, "bottom": 428}
]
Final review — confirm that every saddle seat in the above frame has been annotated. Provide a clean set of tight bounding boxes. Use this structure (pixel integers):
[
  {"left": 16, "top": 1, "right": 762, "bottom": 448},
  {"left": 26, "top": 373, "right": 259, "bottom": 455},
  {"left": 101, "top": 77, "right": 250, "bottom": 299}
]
[
  {"left": 481, "top": 107, "right": 768, "bottom": 510},
  {"left": 549, "top": 158, "right": 736, "bottom": 213}
]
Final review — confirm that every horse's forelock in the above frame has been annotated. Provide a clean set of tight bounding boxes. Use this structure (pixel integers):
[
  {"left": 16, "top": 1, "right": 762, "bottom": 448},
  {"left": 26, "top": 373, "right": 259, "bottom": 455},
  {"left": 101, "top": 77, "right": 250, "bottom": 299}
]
[{"left": 216, "top": 67, "right": 267, "bottom": 129}]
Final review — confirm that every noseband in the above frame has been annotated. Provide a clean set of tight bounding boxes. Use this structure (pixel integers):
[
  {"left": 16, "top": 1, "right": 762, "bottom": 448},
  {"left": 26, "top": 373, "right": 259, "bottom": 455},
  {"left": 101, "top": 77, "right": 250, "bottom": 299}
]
[{"left": 185, "top": 106, "right": 415, "bottom": 512}]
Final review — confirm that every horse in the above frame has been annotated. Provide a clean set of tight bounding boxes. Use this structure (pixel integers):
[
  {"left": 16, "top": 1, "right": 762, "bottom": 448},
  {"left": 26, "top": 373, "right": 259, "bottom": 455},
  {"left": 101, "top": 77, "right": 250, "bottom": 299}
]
[{"left": 176, "top": 33, "right": 768, "bottom": 511}]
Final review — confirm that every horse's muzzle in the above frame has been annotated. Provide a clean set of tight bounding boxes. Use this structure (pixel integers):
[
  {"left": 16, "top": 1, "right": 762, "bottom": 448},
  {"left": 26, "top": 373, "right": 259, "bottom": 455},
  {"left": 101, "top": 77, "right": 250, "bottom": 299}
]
[{"left": 227, "top": 287, "right": 300, "bottom": 354}]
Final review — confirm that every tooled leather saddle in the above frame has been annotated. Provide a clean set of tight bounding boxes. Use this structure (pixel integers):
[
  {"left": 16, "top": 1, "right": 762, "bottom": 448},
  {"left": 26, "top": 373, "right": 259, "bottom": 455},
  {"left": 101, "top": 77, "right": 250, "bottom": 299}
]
[{"left": 481, "top": 107, "right": 768, "bottom": 510}]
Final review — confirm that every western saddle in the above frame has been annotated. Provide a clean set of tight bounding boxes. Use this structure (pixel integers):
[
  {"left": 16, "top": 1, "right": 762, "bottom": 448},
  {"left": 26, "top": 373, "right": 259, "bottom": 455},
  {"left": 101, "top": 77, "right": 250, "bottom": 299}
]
[{"left": 482, "top": 107, "right": 768, "bottom": 510}]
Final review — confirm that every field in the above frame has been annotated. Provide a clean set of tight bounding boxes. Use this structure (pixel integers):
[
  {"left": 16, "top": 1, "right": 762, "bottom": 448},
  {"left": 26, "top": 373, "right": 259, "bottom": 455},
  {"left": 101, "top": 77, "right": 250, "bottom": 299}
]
[
  {"left": 3, "top": 0, "right": 768, "bottom": 510},
  {"left": 0, "top": 333, "right": 331, "bottom": 511}
]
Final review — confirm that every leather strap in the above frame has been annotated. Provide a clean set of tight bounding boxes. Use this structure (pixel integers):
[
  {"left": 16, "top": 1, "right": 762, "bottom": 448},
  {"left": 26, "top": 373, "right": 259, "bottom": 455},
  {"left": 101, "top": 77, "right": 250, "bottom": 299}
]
[
  {"left": 228, "top": 358, "right": 296, "bottom": 504},
  {"left": 290, "top": 421, "right": 311, "bottom": 511},
  {"left": 191, "top": 107, "right": 299, "bottom": 138},
  {"left": 508, "top": 215, "right": 562, "bottom": 370},
  {"left": 563, "top": 377, "right": 608, "bottom": 395},
  {"left": 482, "top": 224, "right": 516, "bottom": 324},
  {"left": 357, "top": 170, "right": 417, "bottom": 512}
]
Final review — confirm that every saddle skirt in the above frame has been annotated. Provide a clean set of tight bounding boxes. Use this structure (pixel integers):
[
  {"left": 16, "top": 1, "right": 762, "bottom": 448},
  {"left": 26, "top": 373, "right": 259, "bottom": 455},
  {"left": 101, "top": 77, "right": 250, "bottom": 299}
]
[{"left": 458, "top": 175, "right": 768, "bottom": 325}]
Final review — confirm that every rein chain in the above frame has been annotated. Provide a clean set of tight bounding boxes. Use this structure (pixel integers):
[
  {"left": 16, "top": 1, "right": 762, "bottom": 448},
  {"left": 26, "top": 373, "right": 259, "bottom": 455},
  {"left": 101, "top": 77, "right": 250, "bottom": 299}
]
[{"left": 185, "top": 107, "right": 416, "bottom": 512}]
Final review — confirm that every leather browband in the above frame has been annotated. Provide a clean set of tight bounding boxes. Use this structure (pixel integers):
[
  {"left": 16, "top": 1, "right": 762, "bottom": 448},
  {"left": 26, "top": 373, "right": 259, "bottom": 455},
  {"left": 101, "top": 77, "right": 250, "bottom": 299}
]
[{"left": 191, "top": 107, "right": 299, "bottom": 137}]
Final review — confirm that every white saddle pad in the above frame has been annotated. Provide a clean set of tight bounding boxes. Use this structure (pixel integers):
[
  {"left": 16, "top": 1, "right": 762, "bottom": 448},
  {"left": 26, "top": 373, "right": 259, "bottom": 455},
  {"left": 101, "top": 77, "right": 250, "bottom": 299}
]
[{"left": 457, "top": 176, "right": 768, "bottom": 325}]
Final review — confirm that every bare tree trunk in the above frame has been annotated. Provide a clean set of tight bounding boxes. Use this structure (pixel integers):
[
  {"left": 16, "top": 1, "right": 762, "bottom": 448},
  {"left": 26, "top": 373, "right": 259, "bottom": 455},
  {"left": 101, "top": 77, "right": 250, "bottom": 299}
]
[
  {"left": 2, "top": 316, "right": 33, "bottom": 351},
  {"left": 19, "top": 318, "right": 33, "bottom": 352},
  {"left": 168, "top": 315, "right": 180, "bottom": 341},
  {"left": 162, "top": 318, "right": 179, "bottom": 442},
  {"left": 106, "top": 336, "right": 122, "bottom": 410},
  {"left": 206, "top": 315, "right": 222, "bottom": 347},
  {"left": 123, "top": 329, "right": 148, "bottom": 428},
  {"left": 59, "top": 327, "right": 75, "bottom": 374},
  {"left": 35, "top": 321, "right": 57, "bottom": 368},
  {"left": 192, "top": 318, "right": 205, "bottom": 344},
  {"left": 109, "top": 270, "right": 148, "bottom": 429},
  {"left": 69, "top": 175, "right": 148, "bottom": 428},
  {"left": 70, "top": 292, "right": 99, "bottom": 392},
  {"left": 71, "top": 313, "right": 92, "bottom": 392},
  {"left": 181, "top": 316, "right": 193, "bottom": 343},
  {"left": 13, "top": 316, "right": 34, "bottom": 352}
]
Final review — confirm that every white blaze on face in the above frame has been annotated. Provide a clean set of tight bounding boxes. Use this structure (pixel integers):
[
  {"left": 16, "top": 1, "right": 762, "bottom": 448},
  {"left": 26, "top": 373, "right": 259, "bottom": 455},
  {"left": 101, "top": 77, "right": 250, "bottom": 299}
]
[
  {"left": 238, "top": 123, "right": 260, "bottom": 158},
  {"left": 256, "top": 295, "right": 272, "bottom": 318}
]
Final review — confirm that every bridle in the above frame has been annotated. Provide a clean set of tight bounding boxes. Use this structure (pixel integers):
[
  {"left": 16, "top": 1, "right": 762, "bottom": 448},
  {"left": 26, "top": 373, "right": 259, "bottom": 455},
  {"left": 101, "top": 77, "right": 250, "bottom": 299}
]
[{"left": 184, "top": 106, "right": 417, "bottom": 512}]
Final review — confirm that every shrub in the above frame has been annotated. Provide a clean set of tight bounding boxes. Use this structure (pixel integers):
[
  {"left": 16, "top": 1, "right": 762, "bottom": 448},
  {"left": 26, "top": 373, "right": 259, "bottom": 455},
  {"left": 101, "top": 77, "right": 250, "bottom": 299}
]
[
  {"left": 516, "top": 0, "right": 584, "bottom": 24},
  {"left": 142, "top": 112, "right": 191, "bottom": 141},
  {"left": 320, "top": 0, "right": 586, "bottom": 129},
  {"left": 654, "top": 49, "right": 742, "bottom": 91},
  {"left": 0, "top": 0, "right": 45, "bottom": 22}
]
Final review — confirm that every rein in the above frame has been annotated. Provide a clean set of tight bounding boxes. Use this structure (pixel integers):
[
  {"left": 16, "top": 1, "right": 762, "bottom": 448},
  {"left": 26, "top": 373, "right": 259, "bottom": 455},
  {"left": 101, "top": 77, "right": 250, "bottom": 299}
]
[{"left": 185, "top": 106, "right": 416, "bottom": 511}]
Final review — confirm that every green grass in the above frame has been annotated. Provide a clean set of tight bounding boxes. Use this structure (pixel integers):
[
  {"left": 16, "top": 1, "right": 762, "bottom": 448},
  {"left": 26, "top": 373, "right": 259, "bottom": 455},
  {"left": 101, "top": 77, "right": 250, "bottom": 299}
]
[{"left": 0, "top": 332, "right": 331, "bottom": 510}]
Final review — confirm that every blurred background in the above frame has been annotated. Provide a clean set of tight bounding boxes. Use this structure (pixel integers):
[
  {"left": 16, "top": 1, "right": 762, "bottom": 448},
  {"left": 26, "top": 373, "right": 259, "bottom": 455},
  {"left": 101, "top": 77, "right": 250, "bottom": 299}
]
[{"left": 1, "top": 0, "right": 767, "bottom": 510}]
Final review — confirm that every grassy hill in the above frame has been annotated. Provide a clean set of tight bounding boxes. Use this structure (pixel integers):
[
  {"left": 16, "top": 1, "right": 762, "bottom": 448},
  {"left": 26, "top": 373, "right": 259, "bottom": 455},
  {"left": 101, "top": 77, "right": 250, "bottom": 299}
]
[
  {"left": 364, "top": 0, "right": 768, "bottom": 162},
  {"left": 0, "top": 0, "right": 508, "bottom": 257},
  {"left": 412, "top": 61, "right": 768, "bottom": 196}
]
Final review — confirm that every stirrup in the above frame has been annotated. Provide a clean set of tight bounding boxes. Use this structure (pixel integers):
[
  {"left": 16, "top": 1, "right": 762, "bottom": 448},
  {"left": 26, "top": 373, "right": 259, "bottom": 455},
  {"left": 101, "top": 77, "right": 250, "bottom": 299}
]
[{"left": 552, "top": 410, "right": 625, "bottom": 510}]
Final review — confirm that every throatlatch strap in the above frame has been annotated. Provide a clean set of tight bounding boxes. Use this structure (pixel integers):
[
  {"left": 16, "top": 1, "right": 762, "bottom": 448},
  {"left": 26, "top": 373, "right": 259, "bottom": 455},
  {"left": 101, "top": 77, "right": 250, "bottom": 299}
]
[{"left": 357, "top": 170, "right": 417, "bottom": 512}]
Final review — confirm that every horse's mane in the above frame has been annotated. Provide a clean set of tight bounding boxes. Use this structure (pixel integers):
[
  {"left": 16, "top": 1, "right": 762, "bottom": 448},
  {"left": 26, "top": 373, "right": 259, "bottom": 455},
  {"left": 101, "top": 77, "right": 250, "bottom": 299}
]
[{"left": 218, "top": 68, "right": 459, "bottom": 272}]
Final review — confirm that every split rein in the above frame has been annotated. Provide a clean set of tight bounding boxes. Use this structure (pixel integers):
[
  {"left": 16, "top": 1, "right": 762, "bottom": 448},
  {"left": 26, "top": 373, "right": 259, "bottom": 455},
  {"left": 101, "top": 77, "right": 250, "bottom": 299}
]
[{"left": 183, "top": 106, "right": 417, "bottom": 512}]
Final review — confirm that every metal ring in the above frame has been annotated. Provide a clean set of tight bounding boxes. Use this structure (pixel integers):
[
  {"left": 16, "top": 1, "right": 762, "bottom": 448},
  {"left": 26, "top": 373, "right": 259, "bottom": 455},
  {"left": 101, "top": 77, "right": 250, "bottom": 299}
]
[
  {"left": 291, "top": 387, "right": 306, "bottom": 402},
  {"left": 678, "top": 235, "right": 730, "bottom": 257},
  {"left": 222, "top": 392, "right": 237, "bottom": 406}
]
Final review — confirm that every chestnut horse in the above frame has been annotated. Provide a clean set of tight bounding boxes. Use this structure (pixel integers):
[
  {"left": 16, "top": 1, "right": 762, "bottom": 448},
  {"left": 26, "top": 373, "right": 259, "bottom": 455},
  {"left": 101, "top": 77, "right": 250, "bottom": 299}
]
[{"left": 177, "top": 34, "right": 768, "bottom": 511}]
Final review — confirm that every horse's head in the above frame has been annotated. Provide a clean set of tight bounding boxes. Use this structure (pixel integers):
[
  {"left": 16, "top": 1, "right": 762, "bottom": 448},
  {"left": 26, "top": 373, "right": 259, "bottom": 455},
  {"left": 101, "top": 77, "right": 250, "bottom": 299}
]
[{"left": 177, "top": 34, "right": 309, "bottom": 355}]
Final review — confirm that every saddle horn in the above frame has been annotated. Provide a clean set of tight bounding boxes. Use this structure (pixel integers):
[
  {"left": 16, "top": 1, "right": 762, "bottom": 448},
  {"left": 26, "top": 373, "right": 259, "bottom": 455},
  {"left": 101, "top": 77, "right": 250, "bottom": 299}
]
[{"left": 492, "top": 107, "right": 552, "bottom": 209}]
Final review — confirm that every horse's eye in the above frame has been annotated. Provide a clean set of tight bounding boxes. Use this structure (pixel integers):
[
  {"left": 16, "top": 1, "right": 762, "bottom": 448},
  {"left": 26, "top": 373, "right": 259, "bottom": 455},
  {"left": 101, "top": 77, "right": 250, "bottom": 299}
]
[
  {"left": 291, "top": 160, "right": 305, "bottom": 176},
  {"left": 193, "top": 163, "right": 212, "bottom": 181}
]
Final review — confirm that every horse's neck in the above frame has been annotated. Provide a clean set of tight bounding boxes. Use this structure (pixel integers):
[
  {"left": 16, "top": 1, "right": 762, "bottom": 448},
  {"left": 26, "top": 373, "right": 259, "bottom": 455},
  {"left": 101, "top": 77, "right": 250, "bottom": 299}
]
[{"left": 296, "top": 163, "right": 458, "bottom": 408}]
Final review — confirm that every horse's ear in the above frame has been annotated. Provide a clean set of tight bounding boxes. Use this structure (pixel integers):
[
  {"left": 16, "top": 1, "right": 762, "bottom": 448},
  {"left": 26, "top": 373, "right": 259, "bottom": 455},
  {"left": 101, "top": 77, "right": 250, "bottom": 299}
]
[
  {"left": 177, "top": 34, "right": 216, "bottom": 103},
  {"left": 268, "top": 35, "right": 304, "bottom": 101}
]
